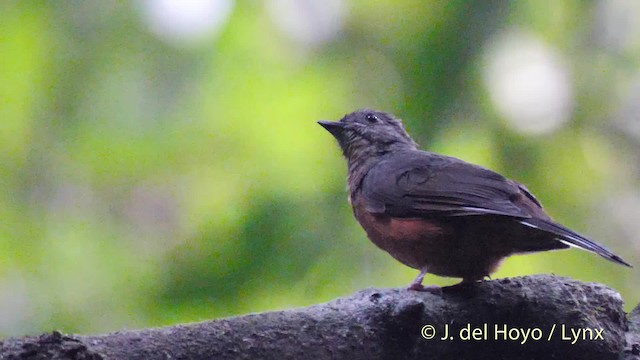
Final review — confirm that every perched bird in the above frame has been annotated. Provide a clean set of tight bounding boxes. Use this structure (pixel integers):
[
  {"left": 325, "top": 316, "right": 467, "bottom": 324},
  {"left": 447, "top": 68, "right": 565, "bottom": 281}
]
[{"left": 318, "top": 109, "right": 631, "bottom": 291}]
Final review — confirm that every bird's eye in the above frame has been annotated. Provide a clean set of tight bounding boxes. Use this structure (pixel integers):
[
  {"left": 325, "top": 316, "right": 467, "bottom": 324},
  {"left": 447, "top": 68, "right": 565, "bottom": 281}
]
[{"left": 365, "top": 114, "right": 379, "bottom": 123}]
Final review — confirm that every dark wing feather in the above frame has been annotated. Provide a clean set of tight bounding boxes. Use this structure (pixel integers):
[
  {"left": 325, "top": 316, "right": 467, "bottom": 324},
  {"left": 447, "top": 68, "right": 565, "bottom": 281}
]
[
  {"left": 519, "top": 217, "right": 631, "bottom": 267},
  {"left": 359, "top": 150, "right": 631, "bottom": 267},
  {"left": 360, "top": 151, "right": 540, "bottom": 218}
]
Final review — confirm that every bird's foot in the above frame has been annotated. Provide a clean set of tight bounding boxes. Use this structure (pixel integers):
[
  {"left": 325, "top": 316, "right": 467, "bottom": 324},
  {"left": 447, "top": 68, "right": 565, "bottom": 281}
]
[{"left": 407, "top": 283, "right": 442, "bottom": 295}]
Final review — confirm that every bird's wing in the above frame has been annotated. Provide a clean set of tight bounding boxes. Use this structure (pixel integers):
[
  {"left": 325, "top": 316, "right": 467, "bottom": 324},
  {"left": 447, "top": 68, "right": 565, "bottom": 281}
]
[
  {"left": 360, "top": 151, "right": 543, "bottom": 219},
  {"left": 359, "top": 151, "right": 632, "bottom": 267}
]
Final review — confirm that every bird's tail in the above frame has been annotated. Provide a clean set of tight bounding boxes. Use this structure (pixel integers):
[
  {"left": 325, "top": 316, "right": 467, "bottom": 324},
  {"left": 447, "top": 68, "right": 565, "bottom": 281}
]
[{"left": 519, "top": 218, "right": 632, "bottom": 267}]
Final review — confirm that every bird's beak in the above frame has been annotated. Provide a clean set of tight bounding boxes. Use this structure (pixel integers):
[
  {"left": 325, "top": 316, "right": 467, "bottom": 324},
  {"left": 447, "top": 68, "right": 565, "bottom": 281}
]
[{"left": 317, "top": 120, "right": 346, "bottom": 137}]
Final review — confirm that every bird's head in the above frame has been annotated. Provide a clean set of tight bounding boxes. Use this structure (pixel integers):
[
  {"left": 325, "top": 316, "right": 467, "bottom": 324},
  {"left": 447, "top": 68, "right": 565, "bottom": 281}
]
[{"left": 318, "top": 109, "right": 418, "bottom": 162}]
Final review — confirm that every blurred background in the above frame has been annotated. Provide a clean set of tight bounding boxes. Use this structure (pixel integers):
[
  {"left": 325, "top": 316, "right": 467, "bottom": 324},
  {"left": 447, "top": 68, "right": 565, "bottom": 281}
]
[{"left": 1, "top": 0, "right": 639, "bottom": 337}]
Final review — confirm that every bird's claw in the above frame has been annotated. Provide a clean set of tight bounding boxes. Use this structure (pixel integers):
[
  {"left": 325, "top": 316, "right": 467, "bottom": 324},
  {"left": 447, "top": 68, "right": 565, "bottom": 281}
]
[{"left": 407, "top": 283, "right": 442, "bottom": 295}]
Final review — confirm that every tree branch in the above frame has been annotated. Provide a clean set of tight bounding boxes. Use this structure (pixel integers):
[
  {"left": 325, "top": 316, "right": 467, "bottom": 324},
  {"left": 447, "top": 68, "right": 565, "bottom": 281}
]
[{"left": 1, "top": 275, "right": 637, "bottom": 360}]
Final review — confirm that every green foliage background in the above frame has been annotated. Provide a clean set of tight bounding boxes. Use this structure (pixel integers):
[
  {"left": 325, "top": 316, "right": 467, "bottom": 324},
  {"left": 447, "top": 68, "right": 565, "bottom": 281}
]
[{"left": 0, "top": 1, "right": 638, "bottom": 336}]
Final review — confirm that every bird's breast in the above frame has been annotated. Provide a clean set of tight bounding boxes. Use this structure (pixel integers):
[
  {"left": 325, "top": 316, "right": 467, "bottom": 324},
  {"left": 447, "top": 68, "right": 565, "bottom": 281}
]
[
  {"left": 349, "top": 193, "right": 513, "bottom": 280},
  {"left": 350, "top": 194, "right": 444, "bottom": 269}
]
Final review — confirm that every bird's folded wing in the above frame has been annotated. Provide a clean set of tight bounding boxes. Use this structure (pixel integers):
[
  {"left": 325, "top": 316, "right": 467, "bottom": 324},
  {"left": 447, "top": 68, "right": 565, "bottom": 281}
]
[{"left": 360, "top": 153, "right": 541, "bottom": 218}]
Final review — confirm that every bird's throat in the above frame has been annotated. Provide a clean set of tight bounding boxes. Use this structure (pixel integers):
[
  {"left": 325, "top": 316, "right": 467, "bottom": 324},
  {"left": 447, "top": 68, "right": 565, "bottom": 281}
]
[{"left": 346, "top": 155, "right": 381, "bottom": 194}]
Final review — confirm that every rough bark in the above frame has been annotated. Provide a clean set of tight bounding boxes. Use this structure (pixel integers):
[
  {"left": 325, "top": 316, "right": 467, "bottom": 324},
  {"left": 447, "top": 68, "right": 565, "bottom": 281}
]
[{"left": 1, "top": 275, "right": 637, "bottom": 360}]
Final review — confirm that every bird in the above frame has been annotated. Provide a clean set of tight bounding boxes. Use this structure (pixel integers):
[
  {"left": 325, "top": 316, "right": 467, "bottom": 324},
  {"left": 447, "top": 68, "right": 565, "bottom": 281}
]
[{"left": 318, "top": 109, "right": 631, "bottom": 291}]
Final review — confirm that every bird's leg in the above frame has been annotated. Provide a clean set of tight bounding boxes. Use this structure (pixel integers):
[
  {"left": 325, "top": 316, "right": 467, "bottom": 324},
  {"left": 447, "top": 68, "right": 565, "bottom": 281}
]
[
  {"left": 407, "top": 269, "right": 427, "bottom": 290},
  {"left": 407, "top": 268, "right": 441, "bottom": 294}
]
